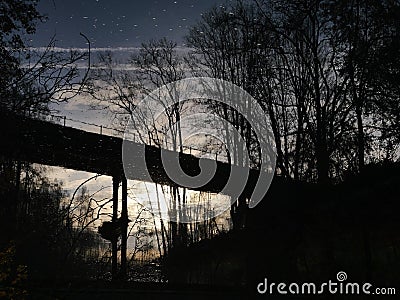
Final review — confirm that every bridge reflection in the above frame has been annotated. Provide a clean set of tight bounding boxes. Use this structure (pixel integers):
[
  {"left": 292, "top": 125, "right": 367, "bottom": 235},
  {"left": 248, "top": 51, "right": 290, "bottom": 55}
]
[{"left": 0, "top": 110, "right": 262, "bottom": 279}]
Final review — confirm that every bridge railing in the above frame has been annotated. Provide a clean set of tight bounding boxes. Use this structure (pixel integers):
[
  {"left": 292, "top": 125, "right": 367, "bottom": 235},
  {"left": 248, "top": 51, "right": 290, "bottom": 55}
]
[{"left": 23, "top": 110, "right": 228, "bottom": 162}]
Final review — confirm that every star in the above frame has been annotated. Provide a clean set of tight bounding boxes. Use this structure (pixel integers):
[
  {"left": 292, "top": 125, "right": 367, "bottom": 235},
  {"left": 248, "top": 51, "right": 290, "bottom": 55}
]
[{"left": 34, "top": 0, "right": 225, "bottom": 48}]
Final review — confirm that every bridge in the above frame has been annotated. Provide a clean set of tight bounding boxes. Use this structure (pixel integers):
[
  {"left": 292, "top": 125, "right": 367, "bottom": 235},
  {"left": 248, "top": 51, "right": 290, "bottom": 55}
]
[{"left": 0, "top": 110, "right": 265, "bottom": 280}]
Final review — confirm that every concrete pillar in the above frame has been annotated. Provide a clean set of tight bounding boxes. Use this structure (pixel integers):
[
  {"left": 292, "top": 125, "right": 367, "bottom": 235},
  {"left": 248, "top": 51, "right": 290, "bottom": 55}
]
[
  {"left": 120, "top": 176, "right": 128, "bottom": 280},
  {"left": 111, "top": 176, "right": 119, "bottom": 280}
]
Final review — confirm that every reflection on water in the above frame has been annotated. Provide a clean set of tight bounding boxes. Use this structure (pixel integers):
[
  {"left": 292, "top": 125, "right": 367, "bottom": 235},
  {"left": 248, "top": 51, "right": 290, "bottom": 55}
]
[{"left": 44, "top": 165, "right": 232, "bottom": 282}]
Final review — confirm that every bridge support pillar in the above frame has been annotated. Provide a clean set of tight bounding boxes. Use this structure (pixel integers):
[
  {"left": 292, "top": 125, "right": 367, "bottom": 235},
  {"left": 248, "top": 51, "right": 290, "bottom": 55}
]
[
  {"left": 111, "top": 176, "right": 119, "bottom": 280},
  {"left": 120, "top": 176, "right": 128, "bottom": 280}
]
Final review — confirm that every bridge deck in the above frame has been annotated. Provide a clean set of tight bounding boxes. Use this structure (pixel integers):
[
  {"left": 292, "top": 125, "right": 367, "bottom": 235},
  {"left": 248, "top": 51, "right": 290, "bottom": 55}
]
[{"left": 1, "top": 111, "right": 260, "bottom": 196}]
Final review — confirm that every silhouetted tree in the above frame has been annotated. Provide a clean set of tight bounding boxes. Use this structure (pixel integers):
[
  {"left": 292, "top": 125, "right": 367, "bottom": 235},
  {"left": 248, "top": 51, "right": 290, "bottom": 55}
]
[
  {"left": 187, "top": 0, "right": 400, "bottom": 184},
  {"left": 0, "top": 1, "right": 90, "bottom": 115},
  {"left": 0, "top": 0, "right": 43, "bottom": 108},
  {"left": 328, "top": 0, "right": 400, "bottom": 164}
]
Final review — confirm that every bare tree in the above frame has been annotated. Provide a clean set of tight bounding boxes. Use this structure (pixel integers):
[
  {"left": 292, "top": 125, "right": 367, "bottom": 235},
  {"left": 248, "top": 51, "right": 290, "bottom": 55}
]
[{"left": 90, "top": 39, "right": 191, "bottom": 252}]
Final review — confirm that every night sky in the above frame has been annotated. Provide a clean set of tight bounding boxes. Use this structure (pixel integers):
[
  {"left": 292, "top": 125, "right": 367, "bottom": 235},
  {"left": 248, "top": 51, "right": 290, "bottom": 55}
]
[
  {"left": 31, "top": 0, "right": 233, "bottom": 195},
  {"left": 33, "top": 0, "right": 229, "bottom": 48}
]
